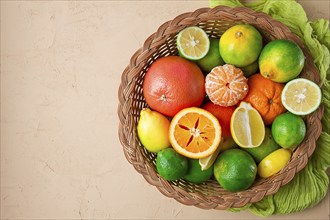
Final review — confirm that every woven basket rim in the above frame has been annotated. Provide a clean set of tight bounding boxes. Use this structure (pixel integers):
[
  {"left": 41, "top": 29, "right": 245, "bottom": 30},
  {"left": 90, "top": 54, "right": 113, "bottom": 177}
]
[{"left": 117, "top": 5, "right": 324, "bottom": 210}]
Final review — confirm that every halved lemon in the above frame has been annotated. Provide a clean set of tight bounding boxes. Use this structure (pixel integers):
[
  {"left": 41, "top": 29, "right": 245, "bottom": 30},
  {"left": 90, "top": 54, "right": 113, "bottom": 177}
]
[
  {"left": 169, "top": 107, "right": 221, "bottom": 159},
  {"left": 176, "top": 26, "right": 210, "bottom": 60},
  {"left": 230, "top": 102, "right": 265, "bottom": 148},
  {"left": 281, "top": 78, "right": 322, "bottom": 115}
]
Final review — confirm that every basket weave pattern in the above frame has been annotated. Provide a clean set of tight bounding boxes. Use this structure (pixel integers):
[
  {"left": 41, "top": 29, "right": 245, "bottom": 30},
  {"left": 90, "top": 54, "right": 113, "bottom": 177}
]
[{"left": 118, "top": 6, "right": 324, "bottom": 209}]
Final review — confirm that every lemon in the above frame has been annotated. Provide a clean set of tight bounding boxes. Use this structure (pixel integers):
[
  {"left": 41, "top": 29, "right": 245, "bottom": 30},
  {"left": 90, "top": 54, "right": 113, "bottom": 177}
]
[
  {"left": 259, "top": 39, "right": 305, "bottom": 83},
  {"left": 230, "top": 102, "right": 265, "bottom": 148},
  {"left": 196, "top": 38, "right": 224, "bottom": 72},
  {"left": 271, "top": 112, "right": 306, "bottom": 149},
  {"left": 258, "top": 148, "right": 292, "bottom": 178},
  {"left": 137, "top": 108, "right": 171, "bottom": 153},
  {"left": 156, "top": 148, "right": 188, "bottom": 181},
  {"left": 184, "top": 158, "right": 214, "bottom": 184},
  {"left": 177, "top": 26, "right": 210, "bottom": 60},
  {"left": 214, "top": 149, "right": 257, "bottom": 192},
  {"left": 281, "top": 78, "right": 322, "bottom": 115}
]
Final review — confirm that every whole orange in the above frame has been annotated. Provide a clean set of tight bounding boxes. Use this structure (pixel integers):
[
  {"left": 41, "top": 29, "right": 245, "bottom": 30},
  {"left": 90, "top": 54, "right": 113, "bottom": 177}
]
[
  {"left": 143, "top": 56, "right": 205, "bottom": 117},
  {"left": 242, "top": 74, "right": 286, "bottom": 125},
  {"left": 202, "top": 102, "right": 235, "bottom": 138}
]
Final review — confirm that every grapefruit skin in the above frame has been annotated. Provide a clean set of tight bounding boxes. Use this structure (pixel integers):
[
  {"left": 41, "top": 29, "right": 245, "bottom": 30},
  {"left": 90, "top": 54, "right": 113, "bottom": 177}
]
[{"left": 143, "top": 56, "right": 205, "bottom": 117}]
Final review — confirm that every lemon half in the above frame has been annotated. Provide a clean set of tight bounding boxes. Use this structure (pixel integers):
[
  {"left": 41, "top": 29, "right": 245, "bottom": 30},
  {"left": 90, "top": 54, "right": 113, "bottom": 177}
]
[{"left": 230, "top": 102, "right": 265, "bottom": 148}]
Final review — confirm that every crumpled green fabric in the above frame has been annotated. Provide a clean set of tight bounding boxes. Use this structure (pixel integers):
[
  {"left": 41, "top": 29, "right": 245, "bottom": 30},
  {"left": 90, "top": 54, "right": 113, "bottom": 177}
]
[{"left": 210, "top": 0, "right": 330, "bottom": 216}]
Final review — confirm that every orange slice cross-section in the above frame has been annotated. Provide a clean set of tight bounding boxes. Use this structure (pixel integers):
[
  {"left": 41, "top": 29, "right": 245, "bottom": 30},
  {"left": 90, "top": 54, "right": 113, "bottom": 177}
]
[{"left": 169, "top": 107, "right": 222, "bottom": 159}]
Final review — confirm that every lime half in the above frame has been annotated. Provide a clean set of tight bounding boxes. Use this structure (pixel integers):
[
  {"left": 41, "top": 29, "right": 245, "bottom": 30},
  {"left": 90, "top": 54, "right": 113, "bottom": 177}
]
[
  {"left": 177, "top": 26, "right": 210, "bottom": 60},
  {"left": 281, "top": 78, "right": 322, "bottom": 115}
]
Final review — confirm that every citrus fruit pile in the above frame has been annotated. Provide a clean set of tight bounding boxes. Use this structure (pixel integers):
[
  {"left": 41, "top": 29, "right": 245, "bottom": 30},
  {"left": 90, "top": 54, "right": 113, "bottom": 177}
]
[{"left": 137, "top": 25, "right": 322, "bottom": 192}]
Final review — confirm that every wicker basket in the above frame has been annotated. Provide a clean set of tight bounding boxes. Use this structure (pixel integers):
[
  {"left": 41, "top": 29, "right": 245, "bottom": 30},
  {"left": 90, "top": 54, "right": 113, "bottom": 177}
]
[{"left": 118, "top": 6, "right": 324, "bottom": 209}]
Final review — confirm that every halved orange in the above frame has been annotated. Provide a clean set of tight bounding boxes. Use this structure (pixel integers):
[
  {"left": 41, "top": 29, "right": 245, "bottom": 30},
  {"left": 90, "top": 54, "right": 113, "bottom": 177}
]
[{"left": 169, "top": 107, "right": 222, "bottom": 159}]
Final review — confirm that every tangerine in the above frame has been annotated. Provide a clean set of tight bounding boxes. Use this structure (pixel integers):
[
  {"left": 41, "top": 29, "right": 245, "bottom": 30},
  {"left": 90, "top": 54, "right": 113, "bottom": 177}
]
[
  {"left": 143, "top": 56, "right": 205, "bottom": 117},
  {"left": 242, "top": 74, "right": 286, "bottom": 125},
  {"left": 205, "top": 64, "right": 248, "bottom": 106}
]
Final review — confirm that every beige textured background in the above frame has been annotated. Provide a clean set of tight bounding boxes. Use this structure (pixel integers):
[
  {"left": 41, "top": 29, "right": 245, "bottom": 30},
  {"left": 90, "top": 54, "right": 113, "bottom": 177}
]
[{"left": 1, "top": 0, "right": 329, "bottom": 219}]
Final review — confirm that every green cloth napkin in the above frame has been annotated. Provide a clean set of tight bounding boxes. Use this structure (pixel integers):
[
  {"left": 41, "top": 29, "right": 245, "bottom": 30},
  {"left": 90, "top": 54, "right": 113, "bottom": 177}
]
[{"left": 210, "top": 0, "right": 330, "bottom": 216}]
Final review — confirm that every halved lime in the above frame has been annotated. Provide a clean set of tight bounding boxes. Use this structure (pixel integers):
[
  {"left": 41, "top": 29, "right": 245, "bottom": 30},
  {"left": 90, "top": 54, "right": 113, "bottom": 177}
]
[
  {"left": 177, "top": 26, "right": 210, "bottom": 60},
  {"left": 281, "top": 78, "right": 322, "bottom": 115}
]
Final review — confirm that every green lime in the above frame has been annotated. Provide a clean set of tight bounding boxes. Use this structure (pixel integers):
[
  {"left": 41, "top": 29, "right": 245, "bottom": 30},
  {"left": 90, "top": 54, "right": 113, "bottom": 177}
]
[
  {"left": 196, "top": 38, "right": 224, "bottom": 72},
  {"left": 271, "top": 112, "right": 306, "bottom": 149},
  {"left": 259, "top": 39, "right": 305, "bottom": 83},
  {"left": 240, "top": 60, "right": 259, "bottom": 77},
  {"left": 184, "top": 158, "right": 213, "bottom": 184},
  {"left": 243, "top": 127, "right": 280, "bottom": 162},
  {"left": 177, "top": 26, "right": 210, "bottom": 60},
  {"left": 214, "top": 149, "right": 257, "bottom": 192},
  {"left": 220, "top": 24, "right": 263, "bottom": 67},
  {"left": 156, "top": 148, "right": 188, "bottom": 181}
]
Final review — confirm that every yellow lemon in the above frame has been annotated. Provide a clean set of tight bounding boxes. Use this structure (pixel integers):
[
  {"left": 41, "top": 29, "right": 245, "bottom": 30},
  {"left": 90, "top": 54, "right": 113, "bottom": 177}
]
[
  {"left": 258, "top": 148, "right": 292, "bottom": 178},
  {"left": 137, "top": 108, "right": 171, "bottom": 153}
]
